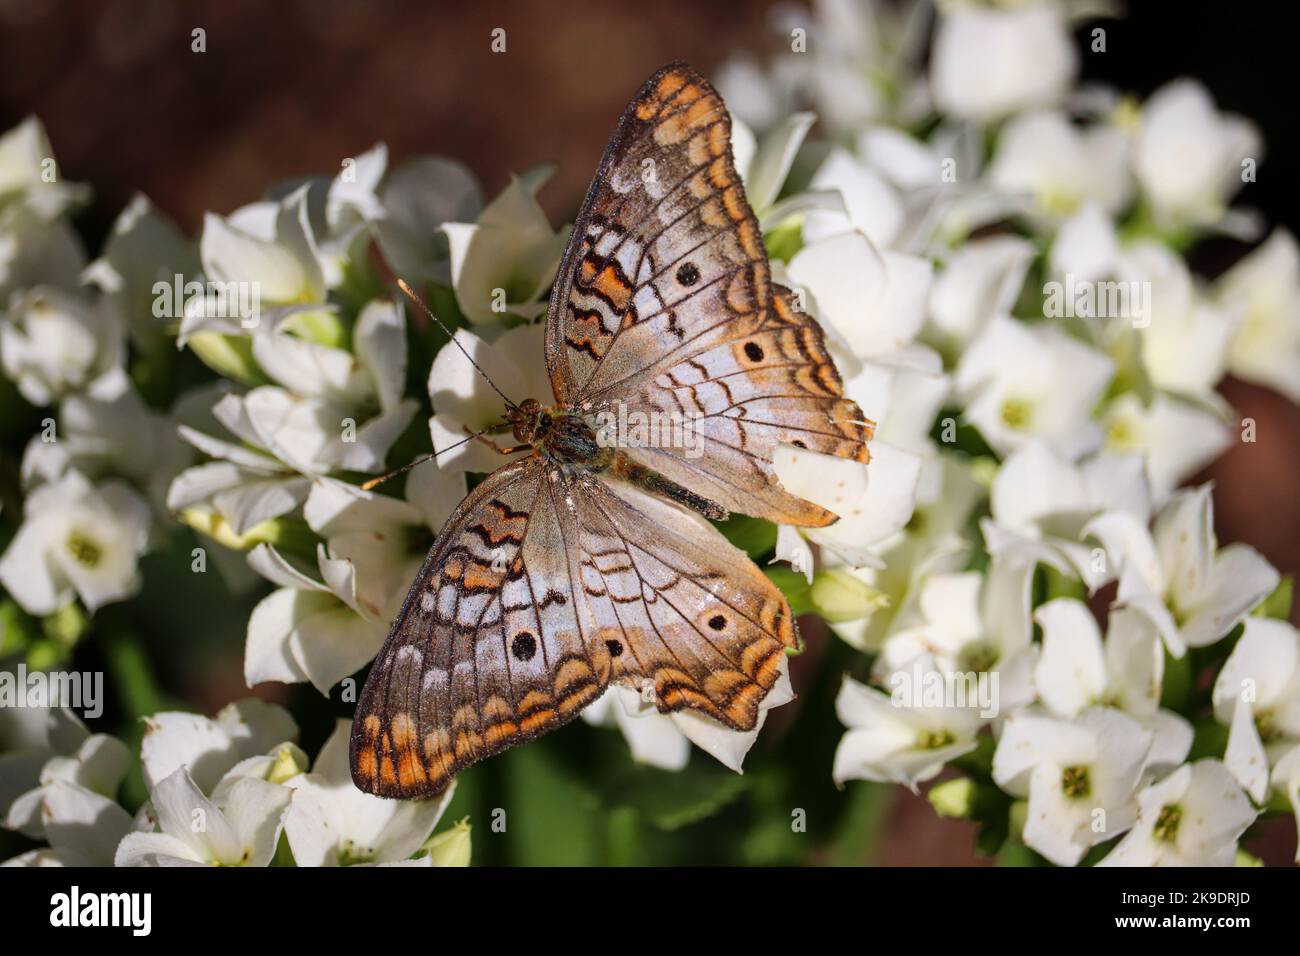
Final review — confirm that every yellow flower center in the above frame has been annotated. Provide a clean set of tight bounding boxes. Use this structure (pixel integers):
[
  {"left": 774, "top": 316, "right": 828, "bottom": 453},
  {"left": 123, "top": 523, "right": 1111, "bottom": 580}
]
[
  {"left": 1000, "top": 397, "right": 1033, "bottom": 430},
  {"left": 1154, "top": 803, "right": 1182, "bottom": 843},
  {"left": 65, "top": 530, "right": 103, "bottom": 568},
  {"left": 1061, "top": 765, "right": 1091, "bottom": 799}
]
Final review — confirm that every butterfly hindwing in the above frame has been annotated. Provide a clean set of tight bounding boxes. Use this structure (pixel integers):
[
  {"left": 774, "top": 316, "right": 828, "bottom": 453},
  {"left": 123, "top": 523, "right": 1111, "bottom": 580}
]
[
  {"left": 564, "top": 468, "right": 796, "bottom": 730},
  {"left": 545, "top": 63, "right": 872, "bottom": 527}
]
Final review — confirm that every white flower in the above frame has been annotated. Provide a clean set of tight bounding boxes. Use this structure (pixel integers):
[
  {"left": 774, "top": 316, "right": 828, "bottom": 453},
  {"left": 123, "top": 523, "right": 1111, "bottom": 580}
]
[
  {"left": 1086, "top": 484, "right": 1278, "bottom": 657},
  {"left": 139, "top": 698, "right": 300, "bottom": 795},
  {"left": 2, "top": 708, "right": 129, "bottom": 840},
  {"left": 1100, "top": 392, "right": 1230, "bottom": 504},
  {"left": 441, "top": 172, "right": 570, "bottom": 325},
  {"left": 1215, "top": 228, "right": 1300, "bottom": 402},
  {"left": 427, "top": 323, "right": 552, "bottom": 473},
  {"left": 0, "top": 469, "right": 150, "bottom": 616},
  {"left": 82, "top": 193, "right": 200, "bottom": 347},
  {"left": 988, "top": 110, "right": 1132, "bottom": 224},
  {"left": 170, "top": 299, "right": 416, "bottom": 528},
  {"left": 766, "top": 0, "right": 930, "bottom": 134},
  {"left": 181, "top": 186, "right": 327, "bottom": 343},
  {"left": 301, "top": 461, "right": 465, "bottom": 625},
  {"left": 785, "top": 230, "right": 932, "bottom": 361},
  {"left": 833, "top": 659, "right": 981, "bottom": 790},
  {"left": 927, "top": 237, "right": 1035, "bottom": 352},
  {"left": 824, "top": 456, "right": 982, "bottom": 652},
  {"left": 370, "top": 154, "right": 483, "bottom": 285},
  {"left": 1114, "top": 240, "right": 1238, "bottom": 399},
  {"left": 2, "top": 781, "right": 133, "bottom": 867},
  {"left": 1271, "top": 746, "right": 1300, "bottom": 863},
  {"left": 167, "top": 390, "right": 314, "bottom": 535},
  {"left": 993, "top": 707, "right": 1153, "bottom": 866},
  {"left": 875, "top": 561, "right": 1037, "bottom": 716},
  {"left": 955, "top": 314, "right": 1114, "bottom": 457},
  {"left": 930, "top": 2, "right": 1077, "bottom": 122},
  {"left": 1097, "top": 760, "right": 1256, "bottom": 866},
  {"left": 1133, "top": 79, "right": 1260, "bottom": 231},
  {"left": 982, "top": 441, "right": 1151, "bottom": 591},
  {"left": 772, "top": 439, "right": 921, "bottom": 570},
  {"left": 802, "top": 148, "right": 904, "bottom": 249},
  {"left": 583, "top": 657, "right": 795, "bottom": 774},
  {"left": 1212, "top": 618, "right": 1300, "bottom": 802},
  {"left": 0, "top": 286, "right": 124, "bottom": 406},
  {"left": 243, "top": 541, "right": 390, "bottom": 695},
  {"left": 114, "top": 766, "right": 291, "bottom": 867},
  {"left": 0, "top": 117, "right": 89, "bottom": 219},
  {"left": 1050, "top": 202, "right": 1120, "bottom": 283},
  {"left": 22, "top": 383, "right": 192, "bottom": 510},
  {"left": 283, "top": 720, "right": 456, "bottom": 866},
  {"left": 730, "top": 112, "right": 835, "bottom": 230},
  {"left": 251, "top": 299, "right": 418, "bottom": 472},
  {"left": 1034, "top": 599, "right": 1192, "bottom": 772}
]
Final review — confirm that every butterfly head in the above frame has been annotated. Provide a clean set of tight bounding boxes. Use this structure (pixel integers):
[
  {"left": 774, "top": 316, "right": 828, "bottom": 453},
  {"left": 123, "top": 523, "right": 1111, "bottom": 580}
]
[{"left": 506, "top": 397, "right": 544, "bottom": 444}]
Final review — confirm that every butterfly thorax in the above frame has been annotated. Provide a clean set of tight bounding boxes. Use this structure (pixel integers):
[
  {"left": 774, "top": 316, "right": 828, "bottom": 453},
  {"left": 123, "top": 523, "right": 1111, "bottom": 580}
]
[{"left": 506, "top": 398, "right": 726, "bottom": 521}]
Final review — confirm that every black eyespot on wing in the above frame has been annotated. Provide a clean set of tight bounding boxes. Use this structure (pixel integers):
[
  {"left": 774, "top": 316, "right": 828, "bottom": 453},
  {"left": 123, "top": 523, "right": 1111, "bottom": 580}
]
[
  {"left": 511, "top": 631, "right": 537, "bottom": 661},
  {"left": 708, "top": 614, "right": 726, "bottom": 631},
  {"left": 676, "top": 262, "right": 700, "bottom": 286},
  {"left": 744, "top": 341, "right": 764, "bottom": 362},
  {"left": 605, "top": 639, "right": 623, "bottom": 658}
]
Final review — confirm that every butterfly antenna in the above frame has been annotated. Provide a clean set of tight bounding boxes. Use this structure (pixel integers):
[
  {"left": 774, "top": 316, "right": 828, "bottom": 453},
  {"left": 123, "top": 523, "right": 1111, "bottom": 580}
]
[
  {"left": 395, "top": 278, "right": 519, "bottom": 411},
  {"left": 358, "top": 427, "right": 493, "bottom": 491}
]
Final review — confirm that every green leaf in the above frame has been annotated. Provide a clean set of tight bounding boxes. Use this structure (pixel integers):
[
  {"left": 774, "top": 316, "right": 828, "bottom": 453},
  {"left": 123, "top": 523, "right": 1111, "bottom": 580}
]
[
  {"left": 0, "top": 600, "right": 40, "bottom": 657},
  {"left": 606, "top": 760, "right": 748, "bottom": 832},
  {"left": 1188, "top": 716, "right": 1230, "bottom": 761},
  {"left": 764, "top": 219, "right": 803, "bottom": 263},
  {"left": 996, "top": 840, "right": 1052, "bottom": 867},
  {"left": 716, "top": 514, "right": 777, "bottom": 558},
  {"left": 500, "top": 744, "right": 603, "bottom": 865},
  {"left": 1159, "top": 646, "right": 1192, "bottom": 711},
  {"left": 764, "top": 565, "right": 813, "bottom": 617},
  {"left": 1254, "top": 575, "right": 1294, "bottom": 621},
  {"left": 828, "top": 781, "right": 893, "bottom": 865},
  {"left": 929, "top": 408, "right": 996, "bottom": 458}
]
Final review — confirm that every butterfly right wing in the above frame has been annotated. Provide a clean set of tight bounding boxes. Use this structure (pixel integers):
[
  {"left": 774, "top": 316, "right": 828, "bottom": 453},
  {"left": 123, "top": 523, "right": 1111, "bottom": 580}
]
[{"left": 351, "top": 456, "right": 610, "bottom": 798}]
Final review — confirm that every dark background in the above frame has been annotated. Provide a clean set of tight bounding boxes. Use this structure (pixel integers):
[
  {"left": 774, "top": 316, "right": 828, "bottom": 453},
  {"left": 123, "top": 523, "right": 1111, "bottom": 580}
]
[{"left": 1, "top": 0, "right": 1296, "bottom": 864}]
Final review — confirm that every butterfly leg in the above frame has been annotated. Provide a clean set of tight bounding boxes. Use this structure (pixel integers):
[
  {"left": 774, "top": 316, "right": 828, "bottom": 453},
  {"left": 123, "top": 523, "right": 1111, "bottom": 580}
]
[{"left": 463, "top": 426, "right": 531, "bottom": 456}]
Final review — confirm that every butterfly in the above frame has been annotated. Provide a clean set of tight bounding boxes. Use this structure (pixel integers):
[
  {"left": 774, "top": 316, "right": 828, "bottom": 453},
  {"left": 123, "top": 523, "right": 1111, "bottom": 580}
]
[{"left": 350, "top": 63, "right": 873, "bottom": 798}]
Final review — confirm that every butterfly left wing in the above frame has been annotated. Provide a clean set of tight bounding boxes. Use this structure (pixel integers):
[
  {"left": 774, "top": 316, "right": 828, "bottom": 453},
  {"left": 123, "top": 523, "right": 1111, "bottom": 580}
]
[
  {"left": 545, "top": 63, "right": 872, "bottom": 527},
  {"left": 351, "top": 457, "right": 610, "bottom": 798}
]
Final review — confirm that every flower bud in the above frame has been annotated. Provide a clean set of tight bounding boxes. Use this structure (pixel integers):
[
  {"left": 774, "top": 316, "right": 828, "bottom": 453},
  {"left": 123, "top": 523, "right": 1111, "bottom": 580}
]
[
  {"left": 421, "top": 817, "right": 472, "bottom": 867},
  {"left": 811, "top": 568, "right": 889, "bottom": 623}
]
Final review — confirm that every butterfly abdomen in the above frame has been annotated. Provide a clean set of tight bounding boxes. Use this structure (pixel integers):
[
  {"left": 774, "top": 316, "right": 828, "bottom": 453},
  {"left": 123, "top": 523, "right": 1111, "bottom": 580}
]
[{"left": 607, "top": 450, "right": 728, "bottom": 522}]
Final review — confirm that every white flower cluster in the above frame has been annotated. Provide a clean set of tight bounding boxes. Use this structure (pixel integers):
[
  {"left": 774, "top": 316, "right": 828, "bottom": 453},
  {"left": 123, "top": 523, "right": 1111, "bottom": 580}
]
[
  {"left": 0, "top": 701, "right": 467, "bottom": 866},
  {"left": 715, "top": 0, "right": 1300, "bottom": 865},
  {"left": 1, "top": 0, "right": 1297, "bottom": 868}
]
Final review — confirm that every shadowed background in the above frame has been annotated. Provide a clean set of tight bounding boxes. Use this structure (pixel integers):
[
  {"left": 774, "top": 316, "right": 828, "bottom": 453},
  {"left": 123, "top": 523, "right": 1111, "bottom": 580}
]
[{"left": 2, "top": 0, "right": 1296, "bottom": 865}]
